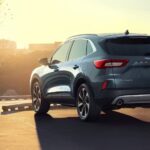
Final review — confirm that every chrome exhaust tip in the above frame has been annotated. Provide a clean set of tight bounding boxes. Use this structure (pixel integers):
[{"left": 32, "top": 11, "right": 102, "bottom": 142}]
[{"left": 116, "top": 99, "right": 124, "bottom": 106}]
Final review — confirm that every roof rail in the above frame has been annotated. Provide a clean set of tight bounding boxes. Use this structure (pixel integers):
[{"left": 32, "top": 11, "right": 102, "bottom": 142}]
[{"left": 68, "top": 34, "right": 98, "bottom": 39}]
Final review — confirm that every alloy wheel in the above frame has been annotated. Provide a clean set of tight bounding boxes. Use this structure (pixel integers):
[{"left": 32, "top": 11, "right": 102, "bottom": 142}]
[
  {"left": 32, "top": 82, "right": 42, "bottom": 111},
  {"left": 77, "top": 87, "right": 90, "bottom": 119}
]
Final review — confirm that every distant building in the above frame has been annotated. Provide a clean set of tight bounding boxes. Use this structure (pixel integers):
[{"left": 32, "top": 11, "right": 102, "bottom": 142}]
[
  {"left": 0, "top": 39, "right": 16, "bottom": 50},
  {"left": 29, "top": 42, "right": 61, "bottom": 51}
]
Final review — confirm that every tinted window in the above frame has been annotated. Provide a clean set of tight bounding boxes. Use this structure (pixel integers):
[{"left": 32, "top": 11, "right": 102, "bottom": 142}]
[
  {"left": 87, "top": 41, "right": 93, "bottom": 55},
  {"left": 68, "top": 40, "right": 87, "bottom": 61},
  {"left": 51, "top": 41, "right": 71, "bottom": 64},
  {"left": 102, "top": 37, "right": 150, "bottom": 56}
]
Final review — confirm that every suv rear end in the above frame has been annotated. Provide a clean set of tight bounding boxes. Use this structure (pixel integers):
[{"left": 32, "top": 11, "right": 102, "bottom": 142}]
[
  {"left": 95, "top": 34, "right": 150, "bottom": 109},
  {"left": 30, "top": 33, "right": 150, "bottom": 121}
]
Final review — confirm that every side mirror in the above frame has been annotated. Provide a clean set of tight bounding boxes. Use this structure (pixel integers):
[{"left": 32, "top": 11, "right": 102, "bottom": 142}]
[
  {"left": 51, "top": 59, "right": 60, "bottom": 65},
  {"left": 39, "top": 58, "right": 48, "bottom": 66}
]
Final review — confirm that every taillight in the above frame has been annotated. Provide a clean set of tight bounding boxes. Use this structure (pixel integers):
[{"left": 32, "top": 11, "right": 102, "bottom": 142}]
[{"left": 94, "top": 59, "right": 128, "bottom": 69}]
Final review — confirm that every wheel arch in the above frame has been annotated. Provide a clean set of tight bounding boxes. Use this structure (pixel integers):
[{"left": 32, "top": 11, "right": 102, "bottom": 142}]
[
  {"left": 73, "top": 75, "right": 94, "bottom": 98},
  {"left": 30, "top": 75, "right": 42, "bottom": 94}
]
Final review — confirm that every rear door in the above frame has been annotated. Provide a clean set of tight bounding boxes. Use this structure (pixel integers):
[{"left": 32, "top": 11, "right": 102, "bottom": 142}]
[
  {"left": 103, "top": 36, "right": 150, "bottom": 89},
  {"left": 66, "top": 39, "right": 87, "bottom": 93}
]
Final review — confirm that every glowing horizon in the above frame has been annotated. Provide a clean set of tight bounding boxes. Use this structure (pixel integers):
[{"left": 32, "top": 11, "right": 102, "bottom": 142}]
[{"left": 0, "top": 0, "right": 150, "bottom": 48}]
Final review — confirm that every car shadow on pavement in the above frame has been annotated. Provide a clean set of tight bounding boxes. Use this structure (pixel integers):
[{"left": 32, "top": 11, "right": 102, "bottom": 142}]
[{"left": 34, "top": 111, "right": 150, "bottom": 150}]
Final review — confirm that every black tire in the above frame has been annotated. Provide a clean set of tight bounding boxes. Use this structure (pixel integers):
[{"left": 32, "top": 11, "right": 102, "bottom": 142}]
[
  {"left": 76, "top": 83, "right": 101, "bottom": 121},
  {"left": 31, "top": 81, "right": 50, "bottom": 114}
]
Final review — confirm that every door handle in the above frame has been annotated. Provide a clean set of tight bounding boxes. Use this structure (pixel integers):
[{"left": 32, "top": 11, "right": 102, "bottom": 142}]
[{"left": 73, "top": 65, "right": 79, "bottom": 70}]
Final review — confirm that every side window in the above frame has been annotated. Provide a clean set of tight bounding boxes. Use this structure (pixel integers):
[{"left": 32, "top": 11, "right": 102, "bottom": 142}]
[
  {"left": 51, "top": 41, "right": 71, "bottom": 64},
  {"left": 68, "top": 40, "right": 87, "bottom": 61},
  {"left": 87, "top": 41, "right": 93, "bottom": 55}
]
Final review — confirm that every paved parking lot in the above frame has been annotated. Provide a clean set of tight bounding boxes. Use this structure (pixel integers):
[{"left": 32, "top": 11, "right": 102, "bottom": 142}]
[{"left": 0, "top": 100, "right": 150, "bottom": 150}]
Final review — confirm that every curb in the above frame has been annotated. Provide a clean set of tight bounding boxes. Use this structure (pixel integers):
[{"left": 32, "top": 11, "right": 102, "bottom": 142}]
[
  {"left": 2, "top": 103, "right": 32, "bottom": 112},
  {"left": 1, "top": 103, "right": 75, "bottom": 114}
]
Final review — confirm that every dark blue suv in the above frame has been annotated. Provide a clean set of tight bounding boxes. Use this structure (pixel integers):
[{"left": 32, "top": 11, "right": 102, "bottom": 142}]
[{"left": 30, "top": 33, "right": 150, "bottom": 121}]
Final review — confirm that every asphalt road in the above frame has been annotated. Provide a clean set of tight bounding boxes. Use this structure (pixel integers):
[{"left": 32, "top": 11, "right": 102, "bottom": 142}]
[{"left": 0, "top": 103, "right": 150, "bottom": 150}]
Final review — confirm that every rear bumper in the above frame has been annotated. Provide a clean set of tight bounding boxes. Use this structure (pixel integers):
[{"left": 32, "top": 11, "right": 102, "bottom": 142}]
[
  {"left": 112, "top": 94, "right": 150, "bottom": 105},
  {"left": 94, "top": 89, "right": 150, "bottom": 108}
]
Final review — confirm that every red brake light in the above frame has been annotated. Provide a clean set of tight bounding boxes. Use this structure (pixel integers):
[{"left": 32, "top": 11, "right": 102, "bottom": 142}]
[{"left": 94, "top": 59, "right": 128, "bottom": 69}]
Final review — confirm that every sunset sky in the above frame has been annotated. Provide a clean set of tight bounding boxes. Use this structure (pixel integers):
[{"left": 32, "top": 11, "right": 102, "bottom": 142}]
[{"left": 0, "top": 0, "right": 150, "bottom": 48}]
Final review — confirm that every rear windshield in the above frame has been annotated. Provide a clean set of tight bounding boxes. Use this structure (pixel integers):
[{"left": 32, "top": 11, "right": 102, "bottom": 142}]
[{"left": 102, "top": 36, "right": 150, "bottom": 56}]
